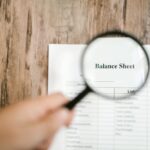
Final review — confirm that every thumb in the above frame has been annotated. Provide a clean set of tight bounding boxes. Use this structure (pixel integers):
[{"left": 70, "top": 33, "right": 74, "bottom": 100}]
[{"left": 42, "top": 109, "right": 70, "bottom": 138}]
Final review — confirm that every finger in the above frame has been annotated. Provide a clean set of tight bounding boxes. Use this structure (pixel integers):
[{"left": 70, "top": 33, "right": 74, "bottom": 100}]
[
  {"left": 39, "top": 108, "right": 70, "bottom": 140},
  {"left": 33, "top": 109, "right": 74, "bottom": 149},
  {"left": 9, "top": 93, "right": 69, "bottom": 120},
  {"left": 27, "top": 93, "right": 68, "bottom": 110},
  {"left": 66, "top": 109, "right": 75, "bottom": 126},
  {"left": 35, "top": 137, "right": 51, "bottom": 150},
  {"left": 32, "top": 93, "right": 69, "bottom": 117},
  {"left": 35, "top": 93, "right": 68, "bottom": 110}
]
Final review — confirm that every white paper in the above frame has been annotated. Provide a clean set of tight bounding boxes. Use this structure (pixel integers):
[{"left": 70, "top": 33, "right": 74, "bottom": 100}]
[{"left": 48, "top": 44, "right": 150, "bottom": 150}]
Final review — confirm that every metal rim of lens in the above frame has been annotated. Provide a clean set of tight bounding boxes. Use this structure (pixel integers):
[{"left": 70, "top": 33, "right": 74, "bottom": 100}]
[{"left": 81, "top": 30, "right": 150, "bottom": 100}]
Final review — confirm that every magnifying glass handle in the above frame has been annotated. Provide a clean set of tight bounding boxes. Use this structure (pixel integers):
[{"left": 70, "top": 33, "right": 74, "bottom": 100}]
[{"left": 64, "top": 86, "right": 91, "bottom": 110}]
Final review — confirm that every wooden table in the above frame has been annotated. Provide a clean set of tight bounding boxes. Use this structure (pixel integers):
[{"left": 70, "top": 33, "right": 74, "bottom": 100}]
[{"left": 0, "top": 0, "right": 150, "bottom": 107}]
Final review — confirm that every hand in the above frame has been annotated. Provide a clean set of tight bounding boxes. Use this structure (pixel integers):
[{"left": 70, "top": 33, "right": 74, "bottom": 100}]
[{"left": 0, "top": 93, "right": 74, "bottom": 150}]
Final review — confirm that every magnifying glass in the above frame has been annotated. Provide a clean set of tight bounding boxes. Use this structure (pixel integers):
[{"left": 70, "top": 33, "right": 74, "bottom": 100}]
[{"left": 64, "top": 31, "right": 150, "bottom": 110}]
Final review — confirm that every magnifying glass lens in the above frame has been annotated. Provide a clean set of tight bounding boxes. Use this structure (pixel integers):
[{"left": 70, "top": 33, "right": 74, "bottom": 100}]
[{"left": 83, "top": 37, "right": 149, "bottom": 99}]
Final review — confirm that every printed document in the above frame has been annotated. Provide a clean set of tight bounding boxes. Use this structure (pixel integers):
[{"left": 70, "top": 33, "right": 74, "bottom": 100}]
[{"left": 48, "top": 44, "right": 150, "bottom": 150}]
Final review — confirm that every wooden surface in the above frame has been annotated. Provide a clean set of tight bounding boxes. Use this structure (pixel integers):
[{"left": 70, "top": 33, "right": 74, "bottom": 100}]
[{"left": 0, "top": 0, "right": 150, "bottom": 107}]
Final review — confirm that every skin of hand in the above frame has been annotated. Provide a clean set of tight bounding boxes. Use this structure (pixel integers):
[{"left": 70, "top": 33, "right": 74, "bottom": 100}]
[{"left": 0, "top": 93, "right": 74, "bottom": 150}]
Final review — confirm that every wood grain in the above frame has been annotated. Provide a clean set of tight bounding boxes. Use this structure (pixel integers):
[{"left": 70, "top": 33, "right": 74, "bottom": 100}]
[{"left": 0, "top": 0, "right": 150, "bottom": 107}]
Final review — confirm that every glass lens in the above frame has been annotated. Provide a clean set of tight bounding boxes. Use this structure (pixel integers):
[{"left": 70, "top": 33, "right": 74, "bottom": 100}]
[{"left": 82, "top": 37, "right": 149, "bottom": 99}]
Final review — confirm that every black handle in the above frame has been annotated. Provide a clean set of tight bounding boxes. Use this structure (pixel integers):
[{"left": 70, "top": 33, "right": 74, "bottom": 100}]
[{"left": 64, "top": 86, "right": 91, "bottom": 110}]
